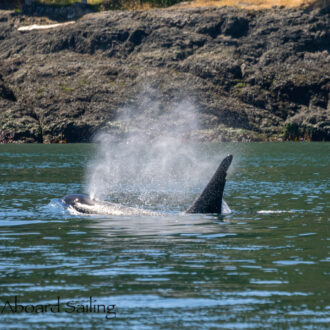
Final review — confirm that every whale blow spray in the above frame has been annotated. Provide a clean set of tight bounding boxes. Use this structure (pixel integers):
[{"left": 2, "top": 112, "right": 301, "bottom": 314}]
[{"left": 84, "top": 91, "right": 230, "bottom": 212}]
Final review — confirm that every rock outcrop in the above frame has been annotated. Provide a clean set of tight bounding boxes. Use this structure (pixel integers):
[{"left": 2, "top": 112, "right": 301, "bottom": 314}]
[{"left": 0, "top": 6, "right": 329, "bottom": 143}]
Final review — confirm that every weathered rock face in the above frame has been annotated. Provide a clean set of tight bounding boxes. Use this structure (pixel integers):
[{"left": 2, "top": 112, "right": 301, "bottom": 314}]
[
  {"left": 21, "top": 2, "right": 94, "bottom": 21},
  {"left": 0, "top": 6, "right": 329, "bottom": 143}
]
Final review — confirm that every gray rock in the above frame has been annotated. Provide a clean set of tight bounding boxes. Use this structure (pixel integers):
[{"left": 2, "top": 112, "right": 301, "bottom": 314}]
[{"left": 0, "top": 6, "right": 329, "bottom": 143}]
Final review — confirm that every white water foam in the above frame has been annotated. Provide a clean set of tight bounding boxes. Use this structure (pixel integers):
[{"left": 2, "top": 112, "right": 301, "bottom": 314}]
[
  {"left": 222, "top": 200, "right": 232, "bottom": 215},
  {"left": 257, "top": 210, "right": 295, "bottom": 214}
]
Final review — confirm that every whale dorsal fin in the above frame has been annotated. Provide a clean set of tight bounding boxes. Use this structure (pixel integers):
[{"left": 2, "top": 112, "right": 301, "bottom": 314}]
[{"left": 186, "top": 154, "right": 233, "bottom": 214}]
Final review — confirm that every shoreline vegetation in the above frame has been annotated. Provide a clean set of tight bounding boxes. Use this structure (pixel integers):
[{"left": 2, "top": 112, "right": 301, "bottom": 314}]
[{"left": 0, "top": 1, "right": 329, "bottom": 143}]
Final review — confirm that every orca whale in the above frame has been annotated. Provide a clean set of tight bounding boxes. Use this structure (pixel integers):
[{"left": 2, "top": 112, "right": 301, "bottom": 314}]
[
  {"left": 62, "top": 193, "right": 157, "bottom": 216},
  {"left": 62, "top": 154, "right": 233, "bottom": 215}
]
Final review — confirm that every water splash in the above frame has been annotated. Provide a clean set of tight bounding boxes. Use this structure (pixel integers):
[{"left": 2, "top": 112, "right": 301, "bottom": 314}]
[
  {"left": 222, "top": 200, "right": 232, "bottom": 215},
  {"left": 85, "top": 91, "right": 226, "bottom": 211}
]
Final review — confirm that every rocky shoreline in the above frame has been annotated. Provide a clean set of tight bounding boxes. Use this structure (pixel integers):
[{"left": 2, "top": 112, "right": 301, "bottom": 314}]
[{"left": 0, "top": 6, "right": 329, "bottom": 143}]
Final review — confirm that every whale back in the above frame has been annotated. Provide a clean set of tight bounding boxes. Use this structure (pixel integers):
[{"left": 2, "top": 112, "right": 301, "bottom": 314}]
[
  {"left": 186, "top": 154, "right": 233, "bottom": 214},
  {"left": 62, "top": 193, "right": 157, "bottom": 216},
  {"left": 62, "top": 194, "right": 94, "bottom": 206}
]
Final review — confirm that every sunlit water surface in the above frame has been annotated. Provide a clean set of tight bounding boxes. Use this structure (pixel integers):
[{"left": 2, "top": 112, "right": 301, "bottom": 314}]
[{"left": 0, "top": 143, "right": 329, "bottom": 328}]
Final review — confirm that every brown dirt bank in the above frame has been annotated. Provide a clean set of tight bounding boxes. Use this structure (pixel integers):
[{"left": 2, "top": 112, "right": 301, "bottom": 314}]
[{"left": 0, "top": 6, "right": 329, "bottom": 143}]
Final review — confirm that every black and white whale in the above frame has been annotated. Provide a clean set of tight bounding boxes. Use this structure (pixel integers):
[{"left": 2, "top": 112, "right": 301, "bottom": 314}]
[{"left": 62, "top": 154, "right": 233, "bottom": 215}]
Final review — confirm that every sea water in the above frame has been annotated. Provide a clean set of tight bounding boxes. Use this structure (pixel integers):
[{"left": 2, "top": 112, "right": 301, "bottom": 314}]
[{"left": 0, "top": 142, "right": 329, "bottom": 328}]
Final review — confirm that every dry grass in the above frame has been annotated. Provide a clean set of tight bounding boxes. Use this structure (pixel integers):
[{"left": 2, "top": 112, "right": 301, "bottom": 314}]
[
  {"left": 37, "top": 0, "right": 104, "bottom": 5},
  {"left": 32, "top": 0, "right": 329, "bottom": 10},
  {"left": 122, "top": 2, "right": 156, "bottom": 10},
  {"left": 179, "top": 0, "right": 326, "bottom": 9}
]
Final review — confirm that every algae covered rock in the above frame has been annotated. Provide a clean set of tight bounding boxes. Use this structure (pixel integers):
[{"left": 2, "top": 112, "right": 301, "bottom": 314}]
[{"left": 0, "top": 6, "right": 329, "bottom": 142}]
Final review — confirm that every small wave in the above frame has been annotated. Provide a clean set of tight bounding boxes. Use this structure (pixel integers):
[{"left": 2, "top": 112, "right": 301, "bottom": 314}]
[
  {"left": 45, "top": 199, "right": 72, "bottom": 218},
  {"left": 257, "top": 210, "right": 295, "bottom": 214}
]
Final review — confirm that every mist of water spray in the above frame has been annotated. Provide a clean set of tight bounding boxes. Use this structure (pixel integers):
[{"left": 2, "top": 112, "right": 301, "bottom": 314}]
[{"left": 85, "top": 91, "right": 223, "bottom": 211}]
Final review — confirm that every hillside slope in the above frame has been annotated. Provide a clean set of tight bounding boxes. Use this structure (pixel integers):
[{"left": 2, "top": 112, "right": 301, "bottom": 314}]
[{"left": 0, "top": 6, "right": 329, "bottom": 143}]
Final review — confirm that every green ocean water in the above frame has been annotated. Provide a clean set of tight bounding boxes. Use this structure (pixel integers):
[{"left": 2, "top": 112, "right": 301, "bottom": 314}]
[{"left": 0, "top": 142, "right": 329, "bottom": 328}]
